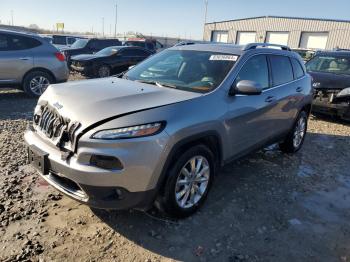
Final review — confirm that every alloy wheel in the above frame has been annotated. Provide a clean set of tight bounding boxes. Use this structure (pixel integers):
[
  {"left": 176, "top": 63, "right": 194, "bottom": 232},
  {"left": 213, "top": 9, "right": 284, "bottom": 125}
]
[
  {"left": 98, "top": 66, "right": 110, "bottom": 78},
  {"left": 175, "top": 156, "right": 210, "bottom": 209},
  {"left": 293, "top": 116, "right": 306, "bottom": 148},
  {"left": 29, "top": 76, "right": 50, "bottom": 96}
]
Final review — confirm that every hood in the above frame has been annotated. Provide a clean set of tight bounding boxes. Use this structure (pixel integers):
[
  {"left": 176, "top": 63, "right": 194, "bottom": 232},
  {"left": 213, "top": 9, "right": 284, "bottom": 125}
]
[
  {"left": 71, "top": 54, "right": 102, "bottom": 61},
  {"left": 309, "top": 71, "right": 350, "bottom": 90},
  {"left": 39, "top": 78, "right": 202, "bottom": 129}
]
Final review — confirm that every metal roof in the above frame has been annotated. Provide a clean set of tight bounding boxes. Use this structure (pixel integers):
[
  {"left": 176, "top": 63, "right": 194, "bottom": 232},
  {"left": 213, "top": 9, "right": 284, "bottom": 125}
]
[{"left": 205, "top": 15, "right": 350, "bottom": 25}]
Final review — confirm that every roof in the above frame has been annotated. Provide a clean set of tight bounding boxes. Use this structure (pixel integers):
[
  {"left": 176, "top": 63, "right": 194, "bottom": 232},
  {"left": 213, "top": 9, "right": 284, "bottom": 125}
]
[
  {"left": 170, "top": 43, "right": 245, "bottom": 54},
  {"left": 169, "top": 43, "right": 297, "bottom": 57},
  {"left": 316, "top": 50, "right": 350, "bottom": 56},
  {"left": 205, "top": 15, "right": 350, "bottom": 25},
  {"left": 0, "top": 28, "right": 38, "bottom": 36}
]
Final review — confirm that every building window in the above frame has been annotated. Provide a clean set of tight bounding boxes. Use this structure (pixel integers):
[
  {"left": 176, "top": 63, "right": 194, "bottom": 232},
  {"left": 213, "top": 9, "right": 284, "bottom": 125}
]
[
  {"left": 265, "top": 32, "right": 289, "bottom": 46},
  {"left": 299, "top": 32, "right": 329, "bottom": 50},
  {"left": 236, "top": 32, "right": 256, "bottom": 45},
  {"left": 211, "top": 31, "right": 229, "bottom": 43}
]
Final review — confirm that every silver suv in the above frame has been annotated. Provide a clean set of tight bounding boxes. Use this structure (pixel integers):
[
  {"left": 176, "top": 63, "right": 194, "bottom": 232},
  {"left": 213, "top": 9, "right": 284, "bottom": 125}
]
[
  {"left": 25, "top": 43, "right": 312, "bottom": 217},
  {"left": 0, "top": 30, "right": 69, "bottom": 97}
]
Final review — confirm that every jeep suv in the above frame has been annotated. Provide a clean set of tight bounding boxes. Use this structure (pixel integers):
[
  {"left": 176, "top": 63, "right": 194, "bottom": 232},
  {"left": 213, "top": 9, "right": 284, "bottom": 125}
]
[{"left": 24, "top": 43, "right": 312, "bottom": 217}]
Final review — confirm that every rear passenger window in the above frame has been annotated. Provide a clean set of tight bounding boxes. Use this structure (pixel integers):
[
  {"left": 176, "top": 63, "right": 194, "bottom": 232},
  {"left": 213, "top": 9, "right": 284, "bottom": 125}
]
[
  {"left": 0, "top": 34, "right": 41, "bottom": 51},
  {"left": 270, "top": 55, "right": 294, "bottom": 86},
  {"left": 0, "top": 34, "right": 9, "bottom": 51},
  {"left": 291, "top": 58, "right": 305, "bottom": 79},
  {"left": 235, "top": 55, "right": 269, "bottom": 89}
]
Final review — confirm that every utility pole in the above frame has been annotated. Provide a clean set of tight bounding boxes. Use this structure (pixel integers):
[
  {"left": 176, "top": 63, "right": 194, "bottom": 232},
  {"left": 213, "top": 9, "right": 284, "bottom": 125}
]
[
  {"left": 102, "top": 17, "right": 105, "bottom": 37},
  {"left": 114, "top": 2, "right": 117, "bottom": 38},
  {"left": 11, "top": 10, "right": 14, "bottom": 26},
  {"left": 203, "top": 0, "right": 208, "bottom": 40}
]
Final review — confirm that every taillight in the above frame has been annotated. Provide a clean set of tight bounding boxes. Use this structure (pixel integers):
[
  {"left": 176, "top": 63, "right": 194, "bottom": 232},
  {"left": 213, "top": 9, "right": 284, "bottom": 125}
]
[{"left": 55, "top": 52, "right": 66, "bottom": 62}]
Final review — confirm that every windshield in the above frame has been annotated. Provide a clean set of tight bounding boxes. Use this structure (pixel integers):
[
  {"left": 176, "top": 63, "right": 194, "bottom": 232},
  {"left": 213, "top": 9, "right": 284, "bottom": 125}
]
[
  {"left": 306, "top": 55, "right": 350, "bottom": 75},
  {"left": 125, "top": 50, "right": 238, "bottom": 93},
  {"left": 70, "top": 39, "right": 88, "bottom": 49},
  {"left": 96, "top": 46, "right": 122, "bottom": 56}
]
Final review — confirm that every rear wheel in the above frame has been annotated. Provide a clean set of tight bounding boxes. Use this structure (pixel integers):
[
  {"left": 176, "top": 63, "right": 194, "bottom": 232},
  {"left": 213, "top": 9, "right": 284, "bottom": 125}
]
[
  {"left": 23, "top": 71, "right": 54, "bottom": 97},
  {"left": 158, "top": 144, "right": 215, "bottom": 218},
  {"left": 279, "top": 111, "right": 308, "bottom": 153},
  {"left": 96, "top": 65, "right": 111, "bottom": 78}
]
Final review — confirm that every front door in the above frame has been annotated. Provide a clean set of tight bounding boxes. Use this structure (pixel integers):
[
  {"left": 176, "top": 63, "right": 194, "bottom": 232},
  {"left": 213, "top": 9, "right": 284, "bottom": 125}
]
[{"left": 226, "top": 54, "right": 278, "bottom": 157}]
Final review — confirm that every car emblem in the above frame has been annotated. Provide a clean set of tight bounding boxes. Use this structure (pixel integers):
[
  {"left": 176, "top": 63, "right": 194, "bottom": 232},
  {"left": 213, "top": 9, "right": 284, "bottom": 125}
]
[
  {"left": 312, "top": 82, "right": 321, "bottom": 88},
  {"left": 53, "top": 102, "right": 63, "bottom": 110}
]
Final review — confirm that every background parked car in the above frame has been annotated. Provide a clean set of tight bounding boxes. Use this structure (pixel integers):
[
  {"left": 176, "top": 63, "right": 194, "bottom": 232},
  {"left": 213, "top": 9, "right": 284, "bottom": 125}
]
[
  {"left": 61, "top": 38, "right": 122, "bottom": 65},
  {"left": 306, "top": 50, "right": 350, "bottom": 121},
  {"left": 0, "top": 29, "right": 68, "bottom": 97},
  {"left": 123, "top": 38, "right": 163, "bottom": 53},
  {"left": 70, "top": 46, "right": 152, "bottom": 78},
  {"left": 292, "top": 48, "right": 316, "bottom": 62},
  {"left": 52, "top": 34, "right": 83, "bottom": 48}
]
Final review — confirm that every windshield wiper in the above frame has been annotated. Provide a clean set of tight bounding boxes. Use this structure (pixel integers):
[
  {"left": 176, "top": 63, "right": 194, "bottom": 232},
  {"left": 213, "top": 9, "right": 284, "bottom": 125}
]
[{"left": 135, "top": 79, "right": 178, "bottom": 89}]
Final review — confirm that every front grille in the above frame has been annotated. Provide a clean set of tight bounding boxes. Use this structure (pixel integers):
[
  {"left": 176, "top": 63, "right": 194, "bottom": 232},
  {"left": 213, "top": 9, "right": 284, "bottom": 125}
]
[{"left": 35, "top": 106, "right": 68, "bottom": 139}]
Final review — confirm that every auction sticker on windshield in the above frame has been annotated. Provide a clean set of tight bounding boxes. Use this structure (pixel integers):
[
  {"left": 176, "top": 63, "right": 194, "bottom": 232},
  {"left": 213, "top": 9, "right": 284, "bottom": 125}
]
[{"left": 209, "top": 55, "right": 238, "bottom": 61}]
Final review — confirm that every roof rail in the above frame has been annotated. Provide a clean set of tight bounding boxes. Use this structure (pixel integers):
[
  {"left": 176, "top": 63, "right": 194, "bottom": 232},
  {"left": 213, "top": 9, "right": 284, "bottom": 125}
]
[{"left": 243, "top": 43, "right": 291, "bottom": 51}]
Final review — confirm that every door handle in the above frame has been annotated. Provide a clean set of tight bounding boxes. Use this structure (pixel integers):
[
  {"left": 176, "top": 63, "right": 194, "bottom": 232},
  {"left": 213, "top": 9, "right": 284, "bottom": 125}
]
[
  {"left": 265, "top": 96, "right": 276, "bottom": 103},
  {"left": 296, "top": 87, "right": 303, "bottom": 92},
  {"left": 19, "top": 57, "right": 30, "bottom": 61}
]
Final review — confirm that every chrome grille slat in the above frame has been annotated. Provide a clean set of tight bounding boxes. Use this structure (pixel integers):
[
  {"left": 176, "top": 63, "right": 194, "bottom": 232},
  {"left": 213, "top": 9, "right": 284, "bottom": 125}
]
[{"left": 35, "top": 105, "right": 72, "bottom": 140}]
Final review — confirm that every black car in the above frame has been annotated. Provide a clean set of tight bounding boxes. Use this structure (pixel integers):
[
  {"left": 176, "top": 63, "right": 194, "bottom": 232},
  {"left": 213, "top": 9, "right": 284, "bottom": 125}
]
[
  {"left": 123, "top": 39, "right": 162, "bottom": 53},
  {"left": 70, "top": 46, "right": 152, "bottom": 78},
  {"left": 61, "top": 38, "right": 122, "bottom": 64},
  {"left": 306, "top": 51, "right": 350, "bottom": 121}
]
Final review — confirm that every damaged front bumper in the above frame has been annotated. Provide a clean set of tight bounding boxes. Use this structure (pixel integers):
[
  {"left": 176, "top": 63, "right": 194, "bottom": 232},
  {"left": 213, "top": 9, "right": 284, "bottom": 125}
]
[{"left": 312, "top": 88, "right": 350, "bottom": 120}]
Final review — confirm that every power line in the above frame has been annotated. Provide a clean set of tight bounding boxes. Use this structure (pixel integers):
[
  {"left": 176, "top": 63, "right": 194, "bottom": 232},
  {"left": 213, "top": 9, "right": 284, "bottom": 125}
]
[{"left": 114, "top": 2, "right": 117, "bottom": 38}]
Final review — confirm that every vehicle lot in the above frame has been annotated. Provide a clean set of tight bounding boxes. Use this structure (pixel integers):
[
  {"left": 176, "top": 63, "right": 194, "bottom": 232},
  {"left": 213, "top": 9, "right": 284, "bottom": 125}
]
[{"left": 0, "top": 76, "right": 350, "bottom": 261}]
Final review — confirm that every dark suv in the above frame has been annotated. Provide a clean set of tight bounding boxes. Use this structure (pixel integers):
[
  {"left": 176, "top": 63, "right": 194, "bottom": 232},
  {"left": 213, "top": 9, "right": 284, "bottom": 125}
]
[
  {"left": 306, "top": 50, "right": 350, "bottom": 121},
  {"left": 61, "top": 38, "right": 121, "bottom": 64}
]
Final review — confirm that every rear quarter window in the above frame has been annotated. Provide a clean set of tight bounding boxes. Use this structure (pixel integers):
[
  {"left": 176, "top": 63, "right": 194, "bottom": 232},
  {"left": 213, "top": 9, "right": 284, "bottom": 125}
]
[
  {"left": 270, "top": 55, "right": 294, "bottom": 86},
  {"left": 291, "top": 58, "right": 305, "bottom": 79}
]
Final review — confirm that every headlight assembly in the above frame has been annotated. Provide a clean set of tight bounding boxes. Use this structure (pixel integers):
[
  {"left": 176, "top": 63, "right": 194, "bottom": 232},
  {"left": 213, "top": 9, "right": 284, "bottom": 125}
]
[
  {"left": 91, "top": 122, "right": 165, "bottom": 140},
  {"left": 336, "top": 87, "right": 350, "bottom": 98}
]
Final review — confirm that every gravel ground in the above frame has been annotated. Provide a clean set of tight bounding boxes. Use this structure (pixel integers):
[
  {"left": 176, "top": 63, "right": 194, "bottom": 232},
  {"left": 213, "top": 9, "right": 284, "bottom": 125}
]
[{"left": 0, "top": 79, "right": 350, "bottom": 261}]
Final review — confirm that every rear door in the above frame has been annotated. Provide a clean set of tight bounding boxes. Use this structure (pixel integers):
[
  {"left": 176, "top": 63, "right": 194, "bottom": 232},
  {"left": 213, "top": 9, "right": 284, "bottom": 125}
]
[
  {"left": 0, "top": 33, "right": 37, "bottom": 84},
  {"left": 265, "top": 55, "right": 300, "bottom": 136}
]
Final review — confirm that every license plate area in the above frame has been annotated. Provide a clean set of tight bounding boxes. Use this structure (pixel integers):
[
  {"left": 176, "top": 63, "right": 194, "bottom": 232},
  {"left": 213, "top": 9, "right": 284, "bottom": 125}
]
[{"left": 28, "top": 145, "right": 49, "bottom": 175}]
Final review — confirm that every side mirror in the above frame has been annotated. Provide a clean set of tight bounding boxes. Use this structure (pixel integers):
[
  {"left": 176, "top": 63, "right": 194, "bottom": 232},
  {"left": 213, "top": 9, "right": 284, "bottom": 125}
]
[{"left": 230, "top": 80, "right": 263, "bottom": 96}]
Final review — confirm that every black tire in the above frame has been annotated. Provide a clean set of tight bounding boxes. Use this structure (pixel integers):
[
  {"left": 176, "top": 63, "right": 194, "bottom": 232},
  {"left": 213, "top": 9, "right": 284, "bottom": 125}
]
[
  {"left": 23, "top": 70, "right": 54, "bottom": 98},
  {"left": 96, "top": 65, "right": 111, "bottom": 78},
  {"left": 158, "top": 144, "right": 216, "bottom": 218},
  {"left": 279, "top": 111, "right": 308, "bottom": 153}
]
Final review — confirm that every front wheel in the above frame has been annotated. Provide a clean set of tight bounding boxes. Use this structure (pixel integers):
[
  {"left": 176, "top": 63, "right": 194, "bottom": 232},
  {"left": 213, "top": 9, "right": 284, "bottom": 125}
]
[
  {"left": 158, "top": 144, "right": 215, "bottom": 218},
  {"left": 279, "top": 111, "right": 308, "bottom": 153},
  {"left": 96, "top": 65, "right": 111, "bottom": 78}
]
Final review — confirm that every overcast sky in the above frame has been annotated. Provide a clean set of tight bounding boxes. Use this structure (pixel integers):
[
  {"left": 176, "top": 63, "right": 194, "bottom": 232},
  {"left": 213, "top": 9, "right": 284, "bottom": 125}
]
[{"left": 1, "top": 0, "right": 350, "bottom": 39}]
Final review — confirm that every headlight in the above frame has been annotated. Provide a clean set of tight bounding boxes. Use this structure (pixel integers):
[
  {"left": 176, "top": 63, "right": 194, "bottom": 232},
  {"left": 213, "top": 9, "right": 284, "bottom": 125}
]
[
  {"left": 336, "top": 87, "right": 350, "bottom": 97},
  {"left": 91, "top": 122, "right": 165, "bottom": 140}
]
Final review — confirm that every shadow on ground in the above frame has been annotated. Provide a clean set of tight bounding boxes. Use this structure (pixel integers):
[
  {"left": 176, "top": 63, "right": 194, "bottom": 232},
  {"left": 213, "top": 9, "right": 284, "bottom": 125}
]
[{"left": 92, "top": 132, "right": 350, "bottom": 261}]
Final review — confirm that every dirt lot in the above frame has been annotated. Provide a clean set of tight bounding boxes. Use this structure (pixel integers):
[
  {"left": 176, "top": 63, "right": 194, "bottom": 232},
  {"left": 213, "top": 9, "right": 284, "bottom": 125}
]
[{"left": 0, "top": 78, "right": 350, "bottom": 261}]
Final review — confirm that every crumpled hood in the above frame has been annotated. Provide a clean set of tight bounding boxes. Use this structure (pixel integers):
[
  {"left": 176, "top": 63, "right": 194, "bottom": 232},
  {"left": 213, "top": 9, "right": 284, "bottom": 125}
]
[
  {"left": 39, "top": 78, "right": 202, "bottom": 129},
  {"left": 309, "top": 71, "right": 350, "bottom": 90}
]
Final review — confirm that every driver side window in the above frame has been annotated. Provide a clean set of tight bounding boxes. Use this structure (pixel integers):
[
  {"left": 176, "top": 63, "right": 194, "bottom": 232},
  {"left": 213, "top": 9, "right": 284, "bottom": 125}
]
[{"left": 235, "top": 55, "right": 269, "bottom": 89}]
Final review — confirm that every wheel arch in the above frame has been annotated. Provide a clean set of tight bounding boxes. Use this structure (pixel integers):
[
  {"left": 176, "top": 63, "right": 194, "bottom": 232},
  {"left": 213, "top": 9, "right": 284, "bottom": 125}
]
[
  {"left": 155, "top": 131, "right": 223, "bottom": 196},
  {"left": 22, "top": 67, "right": 56, "bottom": 86}
]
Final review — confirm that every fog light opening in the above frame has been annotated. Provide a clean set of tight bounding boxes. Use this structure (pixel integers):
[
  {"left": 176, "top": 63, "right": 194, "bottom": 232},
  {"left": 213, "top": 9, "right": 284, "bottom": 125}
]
[{"left": 90, "top": 155, "right": 123, "bottom": 170}]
